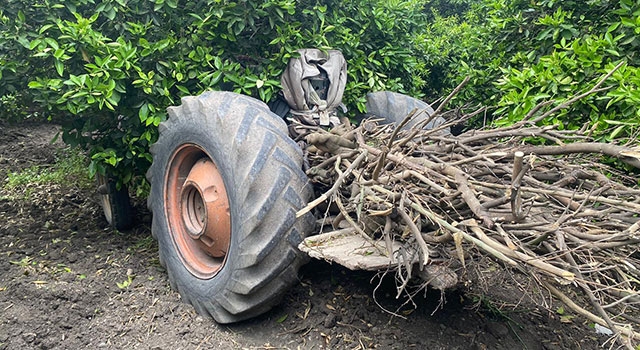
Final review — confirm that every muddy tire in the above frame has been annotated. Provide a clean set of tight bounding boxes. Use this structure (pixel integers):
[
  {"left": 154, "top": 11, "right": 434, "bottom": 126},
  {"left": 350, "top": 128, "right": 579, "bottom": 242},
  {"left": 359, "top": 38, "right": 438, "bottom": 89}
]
[
  {"left": 96, "top": 174, "right": 133, "bottom": 230},
  {"left": 365, "top": 91, "right": 448, "bottom": 132},
  {"left": 147, "top": 91, "right": 315, "bottom": 323}
]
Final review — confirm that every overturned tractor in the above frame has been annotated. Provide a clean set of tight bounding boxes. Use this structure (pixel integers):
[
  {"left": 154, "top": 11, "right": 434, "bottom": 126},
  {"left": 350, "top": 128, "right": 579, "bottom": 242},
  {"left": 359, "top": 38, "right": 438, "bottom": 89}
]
[{"left": 98, "top": 50, "right": 640, "bottom": 345}]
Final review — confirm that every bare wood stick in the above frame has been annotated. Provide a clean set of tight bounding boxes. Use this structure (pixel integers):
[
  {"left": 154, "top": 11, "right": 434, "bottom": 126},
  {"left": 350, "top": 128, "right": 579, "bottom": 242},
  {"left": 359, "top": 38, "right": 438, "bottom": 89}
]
[
  {"left": 569, "top": 239, "right": 640, "bottom": 249},
  {"left": 463, "top": 219, "right": 575, "bottom": 280},
  {"left": 410, "top": 106, "right": 486, "bottom": 147},
  {"left": 359, "top": 141, "right": 495, "bottom": 227},
  {"left": 495, "top": 223, "right": 517, "bottom": 250},
  {"left": 449, "top": 152, "right": 508, "bottom": 166},
  {"left": 355, "top": 132, "right": 441, "bottom": 179},
  {"left": 508, "top": 142, "right": 640, "bottom": 169},
  {"left": 512, "top": 152, "right": 524, "bottom": 184},
  {"left": 334, "top": 194, "right": 382, "bottom": 252},
  {"left": 432, "top": 76, "right": 470, "bottom": 119},
  {"left": 519, "top": 100, "right": 555, "bottom": 124},
  {"left": 329, "top": 154, "right": 384, "bottom": 252},
  {"left": 309, "top": 154, "right": 340, "bottom": 171},
  {"left": 471, "top": 181, "right": 640, "bottom": 212},
  {"left": 399, "top": 192, "right": 430, "bottom": 267},
  {"left": 372, "top": 108, "right": 419, "bottom": 181},
  {"left": 511, "top": 151, "right": 525, "bottom": 220},
  {"left": 481, "top": 196, "right": 511, "bottom": 210},
  {"left": 361, "top": 169, "right": 411, "bottom": 186},
  {"left": 558, "top": 240, "right": 628, "bottom": 349},
  {"left": 383, "top": 216, "right": 394, "bottom": 257},
  {"left": 296, "top": 150, "right": 368, "bottom": 218},
  {"left": 422, "top": 231, "right": 453, "bottom": 244},
  {"left": 543, "top": 281, "right": 640, "bottom": 342},
  {"left": 452, "top": 171, "right": 494, "bottom": 228},
  {"left": 459, "top": 125, "right": 565, "bottom": 145},
  {"left": 408, "top": 170, "right": 452, "bottom": 196},
  {"left": 371, "top": 146, "right": 389, "bottom": 182},
  {"left": 602, "top": 291, "right": 640, "bottom": 310},
  {"left": 394, "top": 76, "right": 470, "bottom": 149},
  {"left": 403, "top": 199, "right": 519, "bottom": 266}
]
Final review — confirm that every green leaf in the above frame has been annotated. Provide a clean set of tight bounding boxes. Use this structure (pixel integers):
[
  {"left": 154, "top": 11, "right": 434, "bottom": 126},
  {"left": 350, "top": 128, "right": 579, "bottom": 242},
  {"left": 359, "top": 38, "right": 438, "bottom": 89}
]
[
  {"left": 53, "top": 49, "right": 65, "bottom": 59},
  {"left": 210, "top": 71, "right": 223, "bottom": 86},
  {"left": 44, "top": 38, "right": 59, "bottom": 50},
  {"left": 54, "top": 60, "right": 64, "bottom": 76},
  {"left": 139, "top": 103, "right": 149, "bottom": 122},
  {"left": 29, "top": 39, "right": 42, "bottom": 50},
  {"left": 177, "top": 85, "right": 190, "bottom": 95},
  {"left": 88, "top": 161, "right": 97, "bottom": 178},
  {"left": 621, "top": 17, "right": 635, "bottom": 27},
  {"left": 28, "top": 81, "right": 44, "bottom": 88},
  {"left": 166, "top": 0, "right": 178, "bottom": 9},
  {"left": 276, "top": 314, "right": 288, "bottom": 323},
  {"left": 610, "top": 125, "right": 626, "bottom": 139},
  {"left": 106, "top": 9, "right": 116, "bottom": 21},
  {"left": 39, "top": 24, "right": 55, "bottom": 34}
]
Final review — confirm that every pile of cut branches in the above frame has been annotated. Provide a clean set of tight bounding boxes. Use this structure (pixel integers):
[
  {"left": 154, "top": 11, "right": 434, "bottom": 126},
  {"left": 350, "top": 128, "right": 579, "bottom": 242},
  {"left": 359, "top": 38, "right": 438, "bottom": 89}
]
[{"left": 297, "top": 69, "right": 640, "bottom": 348}]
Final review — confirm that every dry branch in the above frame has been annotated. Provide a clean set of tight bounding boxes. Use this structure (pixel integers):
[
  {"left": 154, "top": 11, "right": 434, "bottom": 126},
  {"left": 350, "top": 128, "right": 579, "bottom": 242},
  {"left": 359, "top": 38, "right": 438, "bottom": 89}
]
[{"left": 300, "top": 66, "right": 638, "bottom": 347}]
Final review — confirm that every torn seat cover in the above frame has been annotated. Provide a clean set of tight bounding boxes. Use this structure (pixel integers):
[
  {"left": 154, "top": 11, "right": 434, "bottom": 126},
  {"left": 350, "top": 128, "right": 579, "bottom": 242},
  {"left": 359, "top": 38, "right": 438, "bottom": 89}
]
[{"left": 281, "top": 49, "right": 347, "bottom": 130}]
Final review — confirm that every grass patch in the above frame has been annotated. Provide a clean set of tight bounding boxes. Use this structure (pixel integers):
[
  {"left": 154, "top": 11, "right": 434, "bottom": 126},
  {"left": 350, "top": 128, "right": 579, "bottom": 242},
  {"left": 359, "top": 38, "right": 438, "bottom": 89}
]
[{"left": 2, "top": 147, "right": 92, "bottom": 199}]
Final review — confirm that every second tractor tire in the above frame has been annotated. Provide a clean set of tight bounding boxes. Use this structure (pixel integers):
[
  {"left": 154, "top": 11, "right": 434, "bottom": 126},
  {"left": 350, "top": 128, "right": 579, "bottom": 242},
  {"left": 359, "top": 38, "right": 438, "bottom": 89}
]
[{"left": 96, "top": 173, "right": 133, "bottom": 230}]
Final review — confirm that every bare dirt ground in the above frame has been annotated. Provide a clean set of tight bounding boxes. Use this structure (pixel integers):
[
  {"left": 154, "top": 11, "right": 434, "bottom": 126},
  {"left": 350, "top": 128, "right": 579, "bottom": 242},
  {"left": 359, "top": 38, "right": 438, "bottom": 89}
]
[{"left": 0, "top": 122, "right": 606, "bottom": 349}]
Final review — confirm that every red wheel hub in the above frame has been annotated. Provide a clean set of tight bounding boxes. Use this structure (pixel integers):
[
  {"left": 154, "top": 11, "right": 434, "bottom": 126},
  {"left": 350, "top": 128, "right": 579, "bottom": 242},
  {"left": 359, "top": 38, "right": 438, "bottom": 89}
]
[{"left": 164, "top": 144, "right": 231, "bottom": 279}]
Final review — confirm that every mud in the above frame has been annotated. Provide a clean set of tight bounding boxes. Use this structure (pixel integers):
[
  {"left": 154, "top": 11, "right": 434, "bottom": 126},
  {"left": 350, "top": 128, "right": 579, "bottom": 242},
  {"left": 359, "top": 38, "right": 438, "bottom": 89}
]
[{"left": 0, "top": 122, "right": 604, "bottom": 349}]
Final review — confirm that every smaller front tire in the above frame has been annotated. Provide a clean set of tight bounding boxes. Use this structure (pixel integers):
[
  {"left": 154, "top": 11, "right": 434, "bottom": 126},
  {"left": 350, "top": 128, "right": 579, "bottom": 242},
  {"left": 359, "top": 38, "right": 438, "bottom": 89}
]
[{"left": 96, "top": 174, "right": 134, "bottom": 230}]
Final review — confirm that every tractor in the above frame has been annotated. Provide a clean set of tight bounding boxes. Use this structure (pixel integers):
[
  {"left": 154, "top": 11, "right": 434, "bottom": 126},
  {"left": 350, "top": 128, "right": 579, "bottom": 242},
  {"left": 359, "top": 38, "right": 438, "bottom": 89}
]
[{"left": 98, "top": 49, "right": 447, "bottom": 323}]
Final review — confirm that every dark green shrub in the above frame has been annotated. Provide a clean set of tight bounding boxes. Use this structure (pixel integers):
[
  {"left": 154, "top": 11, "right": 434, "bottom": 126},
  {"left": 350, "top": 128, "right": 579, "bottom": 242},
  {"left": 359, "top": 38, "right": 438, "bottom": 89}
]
[
  {"left": 3, "top": 0, "right": 638, "bottom": 195},
  {"left": 1, "top": 0, "right": 435, "bottom": 195}
]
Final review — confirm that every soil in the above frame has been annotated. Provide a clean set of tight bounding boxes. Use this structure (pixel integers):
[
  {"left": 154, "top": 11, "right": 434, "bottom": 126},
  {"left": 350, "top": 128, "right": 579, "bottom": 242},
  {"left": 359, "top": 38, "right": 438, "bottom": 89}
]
[{"left": 0, "top": 122, "right": 607, "bottom": 349}]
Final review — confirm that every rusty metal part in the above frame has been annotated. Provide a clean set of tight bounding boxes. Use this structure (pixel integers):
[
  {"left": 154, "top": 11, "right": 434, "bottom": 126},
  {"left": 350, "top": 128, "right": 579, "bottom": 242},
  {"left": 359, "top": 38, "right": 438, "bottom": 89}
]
[{"left": 164, "top": 144, "right": 231, "bottom": 279}]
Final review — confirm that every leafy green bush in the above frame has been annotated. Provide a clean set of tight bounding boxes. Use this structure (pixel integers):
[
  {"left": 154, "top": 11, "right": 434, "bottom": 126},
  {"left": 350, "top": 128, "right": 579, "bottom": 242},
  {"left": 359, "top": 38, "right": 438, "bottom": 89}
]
[
  {"left": 1, "top": 0, "right": 437, "bottom": 195},
  {"left": 487, "top": 1, "right": 640, "bottom": 139},
  {"left": 427, "top": 0, "right": 640, "bottom": 141},
  {"left": 2, "top": 0, "right": 638, "bottom": 196}
]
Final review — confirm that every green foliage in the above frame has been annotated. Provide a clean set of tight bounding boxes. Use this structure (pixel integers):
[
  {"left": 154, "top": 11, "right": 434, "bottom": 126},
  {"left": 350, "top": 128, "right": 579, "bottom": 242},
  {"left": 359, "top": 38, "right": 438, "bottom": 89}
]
[
  {"left": 1, "top": 0, "right": 436, "bottom": 195},
  {"left": 0, "top": 93, "right": 32, "bottom": 122},
  {"left": 116, "top": 274, "right": 134, "bottom": 289},
  {"left": 426, "top": 0, "right": 640, "bottom": 141},
  {"left": 489, "top": 2, "right": 640, "bottom": 138},
  {"left": 413, "top": 6, "right": 494, "bottom": 100},
  {"left": 2, "top": 0, "right": 638, "bottom": 196}
]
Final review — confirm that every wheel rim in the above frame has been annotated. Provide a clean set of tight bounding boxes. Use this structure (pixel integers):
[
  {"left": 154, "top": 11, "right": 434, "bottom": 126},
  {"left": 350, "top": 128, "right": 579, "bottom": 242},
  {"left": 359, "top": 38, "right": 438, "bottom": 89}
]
[
  {"left": 164, "top": 144, "right": 231, "bottom": 279},
  {"left": 101, "top": 194, "right": 113, "bottom": 224},
  {"left": 98, "top": 175, "right": 114, "bottom": 225}
]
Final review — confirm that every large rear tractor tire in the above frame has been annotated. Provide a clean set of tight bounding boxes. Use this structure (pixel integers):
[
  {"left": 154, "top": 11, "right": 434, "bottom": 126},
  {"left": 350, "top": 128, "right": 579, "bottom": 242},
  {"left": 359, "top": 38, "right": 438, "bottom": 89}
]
[{"left": 147, "top": 91, "right": 315, "bottom": 323}]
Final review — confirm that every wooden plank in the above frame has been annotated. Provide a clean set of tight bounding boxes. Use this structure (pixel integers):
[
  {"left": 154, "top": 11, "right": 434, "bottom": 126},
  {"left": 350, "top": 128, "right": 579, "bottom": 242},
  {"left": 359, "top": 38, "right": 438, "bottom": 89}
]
[{"left": 298, "top": 229, "right": 408, "bottom": 271}]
